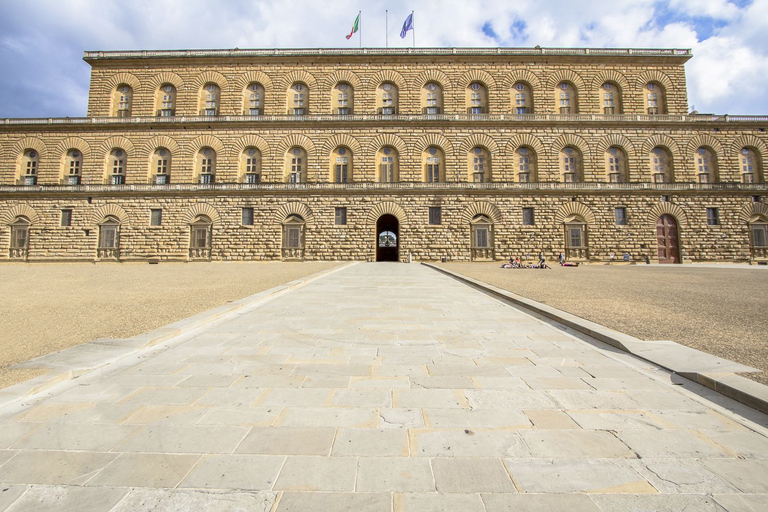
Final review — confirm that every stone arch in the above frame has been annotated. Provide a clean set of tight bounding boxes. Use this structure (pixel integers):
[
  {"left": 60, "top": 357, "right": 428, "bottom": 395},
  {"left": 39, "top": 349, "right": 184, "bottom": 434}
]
[
  {"left": 412, "top": 69, "right": 451, "bottom": 89},
  {"left": 458, "top": 133, "right": 500, "bottom": 156},
  {"left": 413, "top": 133, "right": 455, "bottom": 156},
  {"left": 739, "top": 202, "right": 768, "bottom": 224},
  {"left": 98, "top": 136, "right": 135, "bottom": 159},
  {"left": 55, "top": 137, "right": 91, "bottom": 159},
  {"left": 368, "top": 133, "right": 408, "bottom": 158},
  {"left": 590, "top": 70, "right": 630, "bottom": 91},
  {"left": 686, "top": 134, "right": 725, "bottom": 170},
  {"left": 12, "top": 137, "right": 47, "bottom": 159},
  {"left": 596, "top": 134, "right": 636, "bottom": 158},
  {"left": 554, "top": 202, "right": 596, "bottom": 225},
  {"left": 148, "top": 71, "right": 184, "bottom": 90},
  {"left": 551, "top": 133, "right": 590, "bottom": 157},
  {"left": 641, "top": 134, "right": 679, "bottom": 155},
  {"left": 501, "top": 69, "right": 542, "bottom": 90},
  {"left": 1, "top": 204, "right": 40, "bottom": 225},
  {"left": 188, "top": 135, "right": 225, "bottom": 155},
  {"left": 460, "top": 202, "right": 502, "bottom": 224},
  {"left": 191, "top": 70, "right": 229, "bottom": 90},
  {"left": 323, "top": 70, "right": 362, "bottom": 90},
  {"left": 104, "top": 72, "right": 141, "bottom": 94},
  {"left": 647, "top": 202, "right": 688, "bottom": 227},
  {"left": 235, "top": 70, "right": 274, "bottom": 91},
  {"left": 366, "top": 202, "right": 407, "bottom": 226},
  {"left": 546, "top": 69, "right": 585, "bottom": 90},
  {"left": 636, "top": 70, "right": 674, "bottom": 91},
  {"left": 275, "top": 134, "right": 316, "bottom": 159},
  {"left": 230, "top": 134, "right": 270, "bottom": 160},
  {"left": 90, "top": 204, "right": 131, "bottom": 227},
  {"left": 321, "top": 133, "right": 362, "bottom": 156},
  {"left": 274, "top": 202, "right": 314, "bottom": 224},
  {"left": 142, "top": 135, "right": 180, "bottom": 159},
  {"left": 506, "top": 133, "right": 545, "bottom": 155},
  {"left": 458, "top": 69, "right": 496, "bottom": 89},
  {"left": 731, "top": 134, "right": 767, "bottom": 156},
  {"left": 182, "top": 203, "right": 221, "bottom": 225},
  {"left": 368, "top": 69, "right": 407, "bottom": 90},
  {"left": 279, "top": 70, "right": 318, "bottom": 89}
]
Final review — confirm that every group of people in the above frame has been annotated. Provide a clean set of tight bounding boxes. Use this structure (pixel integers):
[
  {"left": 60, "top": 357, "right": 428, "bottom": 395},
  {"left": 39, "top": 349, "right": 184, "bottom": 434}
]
[{"left": 502, "top": 252, "right": 551, "bottom": 269}]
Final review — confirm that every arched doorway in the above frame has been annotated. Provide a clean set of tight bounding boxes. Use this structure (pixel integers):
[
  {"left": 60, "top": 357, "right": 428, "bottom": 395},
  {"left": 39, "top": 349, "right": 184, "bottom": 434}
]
[
  {"left": 376, "top": 214, "right": 399, "bottom": 262},
  {"left": 656, "top": 214, "right": 680, "bottom": 263}
]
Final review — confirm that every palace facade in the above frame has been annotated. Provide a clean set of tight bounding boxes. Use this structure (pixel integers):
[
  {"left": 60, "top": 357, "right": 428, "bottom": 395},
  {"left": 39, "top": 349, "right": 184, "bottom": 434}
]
[{"left": 1, "top": 47, "right": 767, "bottom": 263}]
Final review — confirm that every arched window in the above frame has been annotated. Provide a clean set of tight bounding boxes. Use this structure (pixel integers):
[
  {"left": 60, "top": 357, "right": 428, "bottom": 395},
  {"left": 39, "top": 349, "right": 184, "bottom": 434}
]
[
  {"left": 600, "top": 82, "right": 622, "bottom": 114},
  {"left": 286, "top": 147, "right": 307, "bottom": 183},
  {"left": 331, "top": 147, "right": 352, "bottom": 183},
  {"left": 467, "top": 82, "right": 487, "bottom": 115},
  {"left": 197, "top": 147, "right": 216, "bottom": 184},
  {"left": 564, "top": 214, "right": 588, "bottom": 261},
  {"left": 113, "top": 84, "right": 133, "bottom": 117},
  {"left": 513, "top": 82, "right": 532, "bottom": 114},
  {"left": 695, "top": 147, "right": 717, "bottom": 184},
  {"left": 333, "top": 82, "right": 354, "bottom": 115},
  {"left": 423, "top": 146, "right": 444, "bottom": 183},
  {"left": 422, "top": 82, "right": 443, "bottom": 115},
  {"left": 152, "top": 148, "right": 172, "bottom": 184},
  {"left": 560, "top": 146, "right": 582, "bottom": 183},
  {"left": 740, "top": 148, "right": 762, "bottom": 184},
  {"left": 605, "top": 147, "right": 628, "bottom": 183},
  {"left": 244, "top": 83, "right": 264, "bottom": 115},
  {"left": 468, "top": 147, "right": 491, "bottom": 183},
  {"left": 20, "top": 149, "right": 39, "bottom": 185},
  {"left": 515, "top": 146, "right": 537, "bottom": 183},
  {"left": 282, "top": 214, "right": 306, "bottom": 260},
  {"left": 64, "top": 149, "right": 83, "bottom": 185},
  {"left": 189, "top": 215, "right": 212, "bottom": 260},
  {"left": 650, "top": 147, "right": 673, "bottom": 183},
  {"left": 470, "top": 214, "right": 494, "bottom": 261},
  {"left": 241, "top": 147, "right": 262, "bottom": 184},
  {"left": 644, "top": 82, "right": 666, "bottom": 115},
  {"left": 749, "top": 214, "right": 768, "bottom": 260},
  {"left": 156, "top": 84, "right": 176, "bottom": 117},
  {"left": 377, "top": 146, "right": 399, "bottom": 182},
  {"left": 9, "top": 216, "right": 30, "bottom": 260},
  {"left": 98, "top": 215, "right": 120, "bottom": 260},
  {"left": 107, "top": 148, "right": 127, "bottom": 185},
  {"left": 377, "top": 82, "right": 398, "bottom": 115},
  {"left": 556, "top": 82, "right": 577, "bottom": 114},
  {"left": 200, "top": 83, "right": 220, "bottom": 116},
  {"left": 289, "top": 82, "right": 308, "bottom": 115}
]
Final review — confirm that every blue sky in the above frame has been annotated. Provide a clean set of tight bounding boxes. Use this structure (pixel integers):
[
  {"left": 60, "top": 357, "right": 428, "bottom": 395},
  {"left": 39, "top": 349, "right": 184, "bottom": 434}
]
[{"left": 0, "top": 0, "right": 766, "bottom": 117}]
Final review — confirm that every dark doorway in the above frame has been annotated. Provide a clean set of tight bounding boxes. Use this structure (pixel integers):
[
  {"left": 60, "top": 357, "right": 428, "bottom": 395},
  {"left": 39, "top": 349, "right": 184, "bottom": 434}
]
[
  {"left": 656, "top": 214, "right": 681, "bottom": 264},
  {"left": 376, "top": 214, "right": 399, "bottom": 262}
]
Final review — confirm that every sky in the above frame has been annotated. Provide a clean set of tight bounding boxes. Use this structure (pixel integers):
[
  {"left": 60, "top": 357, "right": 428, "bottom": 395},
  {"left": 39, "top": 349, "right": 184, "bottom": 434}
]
[{"left": 0, "top": 0, "right": 766, "bottom": 118}]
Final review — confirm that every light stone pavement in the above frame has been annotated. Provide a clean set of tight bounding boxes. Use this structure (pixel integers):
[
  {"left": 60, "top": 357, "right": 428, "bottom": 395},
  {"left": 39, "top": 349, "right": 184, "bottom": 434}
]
[{"left": 1, "top": 262, "right": 767, "bottom": 511}]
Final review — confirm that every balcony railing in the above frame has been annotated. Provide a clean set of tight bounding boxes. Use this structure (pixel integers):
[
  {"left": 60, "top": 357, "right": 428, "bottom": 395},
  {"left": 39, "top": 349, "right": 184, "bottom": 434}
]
[
  {"left": 282, "top": 248, "right": 305, "bottom": 260},
  {"left": 9, "top": 248, "right": 28, "bottom": 260},
  {"left": 97, "top": 247, "right": 120, "bottom": 260},
  {"left": 471, "top": 247, "right": 494, "bottom": 261},
  {"left": 189, "top": 247, "right": 211, "bottom": 260},
  {"left": 752, "top": 246, "right": 768, "bottom": 260}
]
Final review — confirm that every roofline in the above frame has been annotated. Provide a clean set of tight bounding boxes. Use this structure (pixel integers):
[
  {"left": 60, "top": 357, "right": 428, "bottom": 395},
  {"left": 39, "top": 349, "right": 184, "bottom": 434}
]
[{"left": 83, "top": 47, "right": 693, "bottom": 62}]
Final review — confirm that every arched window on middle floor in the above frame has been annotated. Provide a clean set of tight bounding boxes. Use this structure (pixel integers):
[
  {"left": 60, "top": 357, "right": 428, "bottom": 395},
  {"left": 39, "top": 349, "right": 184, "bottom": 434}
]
[
  {"left": 197, "top": 147, "right": 216, "bottom": 184},
  {"left": 560, "top": 146, "right": 582, "bottom": 183},
  {"left": 331, "top": 146, "right": 352, "bottom": 183},
  {"left": 650, "top": 147, "right": 674, "bottom": 183},
  {"left": 333, "top": 82, "right": 354, "bottom": 115},
  {"left": 108, "top": 148, "right": 127, "bottom": 185},
  {"left": 515, "top": 146, "right": 537, "bottom": 183},
  {"left": 468, "top": 147, "right": 491, "bottom": 183},
  {"left": 156, "top": 84, "right": 176, "bottom": 117},
  {"left": 556, "top": 82, "right": 577, "bottom": 114},
  {"left": 467, "top": 82, "right": 488, "bottom": 115},
  {"left": 113, "top": 84, "right": 133, "bottom": 118},
  {"left": 695, "top": 147, "right": 717, "bottom": 184},
  {"left": 377, "top": 146, "right": 399, "bottom": 182},
  {"left": 422, "top": 82, "right": 443, "bottom": 115},
  {"left": 288, "top": 82, "right": 308, "bottom": 115},
  {"left": 20, "top": 149, "right": 39, "bottom": 185},
  {"left": 286, "top": 147, "right": 307, "bottom": 183},
  {"left": 644, "top": 82, "right": 667, "bottom": 115},
  {"left": 152, "top": 147, "right": 172, "bottom": 184},
  {"left": 377, "top": 82, "right": 398, "bottom": 115},
  {"left": 513, "top": 82, "right": 532, "bottom": 114},
  {"left": 200, "top": 83, "right": 220, "bottom": 116},
  {"left": 600, "top": 82, "right": 622, "bottom": 114},
  {"left": 241, "top": 147, "right": 262, "bottom": 184},
  {"left": 244, "top": 82, "right": 264, "bottom": 115},
  {"left": 605, "top": 147, "right": 629, "bottom": 183},
  {"left": 63, "top": 149, "right": 83, "bottom": 185},
  {"left": 740, "top": 147, "right": 763, "bottom": 184},
  {"left": 423, "top": 146, "right": 444, "bottom": 183}
]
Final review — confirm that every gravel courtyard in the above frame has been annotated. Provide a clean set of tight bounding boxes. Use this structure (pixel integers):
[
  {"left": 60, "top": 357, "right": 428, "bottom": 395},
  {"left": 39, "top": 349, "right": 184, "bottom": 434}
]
[
  {"left": 0, "top": 261, "right": 340, "bottom": 390},
  {"left": 438, "top": 262, "right": 768, "bottom": 386}
]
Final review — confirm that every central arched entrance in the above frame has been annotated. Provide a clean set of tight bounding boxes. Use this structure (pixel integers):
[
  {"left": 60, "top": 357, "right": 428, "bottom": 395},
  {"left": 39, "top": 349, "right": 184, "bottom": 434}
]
[
  {"left": 656, "top": 214, "right": 680, "bottom": 263},
  {"left": 376, "top": 214, "right": 399, "bottom": 261}
]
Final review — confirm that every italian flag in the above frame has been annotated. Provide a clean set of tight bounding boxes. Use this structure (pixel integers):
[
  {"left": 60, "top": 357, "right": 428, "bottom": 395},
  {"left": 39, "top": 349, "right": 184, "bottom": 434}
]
[{"left": 346, "top": 13, "right": 360, "bottom": 40}]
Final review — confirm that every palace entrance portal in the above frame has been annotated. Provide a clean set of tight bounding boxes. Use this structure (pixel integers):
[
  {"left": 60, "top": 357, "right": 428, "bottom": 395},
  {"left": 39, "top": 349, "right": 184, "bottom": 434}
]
[
  {"left": 376, "top": 214, "right": 399, "bottom": 262},
  {"left": 656, "top": 214, "right": 681, "bottom": 264}
]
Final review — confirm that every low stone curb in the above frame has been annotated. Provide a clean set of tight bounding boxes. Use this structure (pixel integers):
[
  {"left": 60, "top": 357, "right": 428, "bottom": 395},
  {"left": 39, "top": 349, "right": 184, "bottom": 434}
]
[
  {"left": 0, "top": 262, "right": 356, "bottom": 410},
  {"left": 424, "top": 263, "right": 768, "bottom": 415}
]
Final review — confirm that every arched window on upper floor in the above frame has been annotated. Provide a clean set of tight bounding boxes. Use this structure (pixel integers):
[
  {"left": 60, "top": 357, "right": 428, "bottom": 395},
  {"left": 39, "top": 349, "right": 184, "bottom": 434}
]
[
  {"left": 650, "top": 147, "right": 674, "bottom": 183},
  {"left": 605, "top": 147, "right": 629, "bottom": 183},
  {"left": 189, "top": 215, "right": 212, "bottom": 260},
  {"left": 152, "top": 147, "right": 172, "bottom": 184},
  {"left": 244, "top": 83, "right": 264, "bottom": 115},
  {"left": 241, "top": 147, "right": 262, "bottom": 184},
  {"left": 513, "top": 82, "right": 532, "bottom": 114},
  {"left": 377, "top": 146, "right": 399, "bottom": 182},
  {"left": 282, "top": 214, "right": 305, "bottom": 260},
  {"left": 288, "top": 82, "right": 308, "bottom": 115},
  {"left": 97, "top": 216, "right": 120, "bottom": 260},
  {"left": 63, "top": 149, "right": 83, "bottom": 185},
  {"left": 470, "top": 214, "right": 494, "bottom": 261},
  {"left": 156, "top": 84, "right": 176, "bottom": 117},
  {"left": 560, "top": 146, "right": 582, "bottom": 183},
  {"left": 556, "top": 82, "right": 577, "bottom": 114},
  {"left": 107, "top": 148, "right": 127, "bottom": 185},
  {"left": 468, "top": 146, "right": 491, "bottom": 183},
  {"left": 644, "top": 82, "right": 667, "bottom": 115},
  {"left": 196, "top": 147, "right": 216, "bottom": 184},
  {"left": 467, "top": 82, "right": 488, "bottom": 115},
  {"left": 199, "top": 83, "right": 220, "bottom": 116},
  {"left": 333, "top": 82, "right": 354, "bottom": 115},
  {"left": 331, "top": 146, "right": 352, "bottom": 183},
  {"left": 423, "top": 146, "right": 444, "bottom": 183},
  {"left": 19, "top": 149, "right": 39, "bottom": 185},
  {"left": 422, "top": 82, "right": 443, "bottom": 115},
  {"left": 377, "top": 82, "right": 398, "bottom": 115},
  {"left": 740, "top": 147, "right": 763, "bottom": 184},
  {"left": 515, "top": 146, "right": 537, "bottom": 183},
  {"left": 9, "top": 216, "right": 30, "bottom": 260},
  {"left": 695, "top": 147, "right": 718, "bottom": 184},
  {"left": 600, "top": 82, "right": 622, "bottom": 115},
  {"left": 286, "top": 147, "right": 307, "bottom": 183},
  {"left": 113, "top": 84, "right": 133, "bottom": 118}
]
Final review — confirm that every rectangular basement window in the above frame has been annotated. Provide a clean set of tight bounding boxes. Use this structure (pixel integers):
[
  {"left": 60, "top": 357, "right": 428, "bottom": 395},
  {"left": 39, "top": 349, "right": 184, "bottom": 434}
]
[
  {"left": 150, "top": 209, "right": 162, "bottom": 226},
  {"left": 242, "top": 207, "right": 254, "bottom": 226},
  {"left": 614, "top": 207, "right": 627, "bottom": 226},
  {"left": 706, "top": 207, "right": 720, "bottom": 226},
  {"left": 522, "top": 207, "right": 535, "bottom": 226},
  {"left": 335, "top": 207, "right": 347, "bottom": 225},
  {"left": 60, "top": 209, "right": 72, "bottom": 227},
  {"left": 429, "top": 207, "right": 442, "bottom": 225}
]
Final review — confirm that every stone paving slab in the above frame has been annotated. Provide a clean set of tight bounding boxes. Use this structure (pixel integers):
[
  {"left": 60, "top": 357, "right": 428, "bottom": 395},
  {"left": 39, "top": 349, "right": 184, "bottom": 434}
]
[{"left": 0, "top": 263, "right": 767, "bottom": 510}]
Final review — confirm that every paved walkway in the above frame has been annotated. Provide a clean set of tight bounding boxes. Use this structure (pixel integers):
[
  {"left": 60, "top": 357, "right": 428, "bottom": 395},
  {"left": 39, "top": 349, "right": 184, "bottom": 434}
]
[{"left": 1, "top": 263, "right": 767, "bottom": 511}]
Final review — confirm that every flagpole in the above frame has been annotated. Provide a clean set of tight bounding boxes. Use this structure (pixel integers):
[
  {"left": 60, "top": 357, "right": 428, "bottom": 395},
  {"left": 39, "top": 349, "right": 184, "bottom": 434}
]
[
  {"left": 412, "top": 11, "right": 415, "bottom": 48},
  {"left": 385, "top": 10, "right": 388, "bottom": 48},
  {"left": 359, "top": 11, "right": 362, "bottom": 48}
]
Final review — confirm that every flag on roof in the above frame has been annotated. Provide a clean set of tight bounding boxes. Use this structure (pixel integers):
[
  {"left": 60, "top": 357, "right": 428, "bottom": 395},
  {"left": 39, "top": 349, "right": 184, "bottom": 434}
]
[
  {"left": 400, "top": 13, "right": 413, "bottom": 39},
  {"left": 346, "top": 13, "right": 360, "bottom": 40}
]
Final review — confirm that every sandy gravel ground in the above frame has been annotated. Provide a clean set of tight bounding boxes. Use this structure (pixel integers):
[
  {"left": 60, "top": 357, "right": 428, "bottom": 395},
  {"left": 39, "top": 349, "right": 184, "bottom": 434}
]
[
  {"left": 439, "top": 262, "right": 768, "bottom": 386},
  {"left": 0, "top": 261, "right": 341, "bottom": 389}
]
